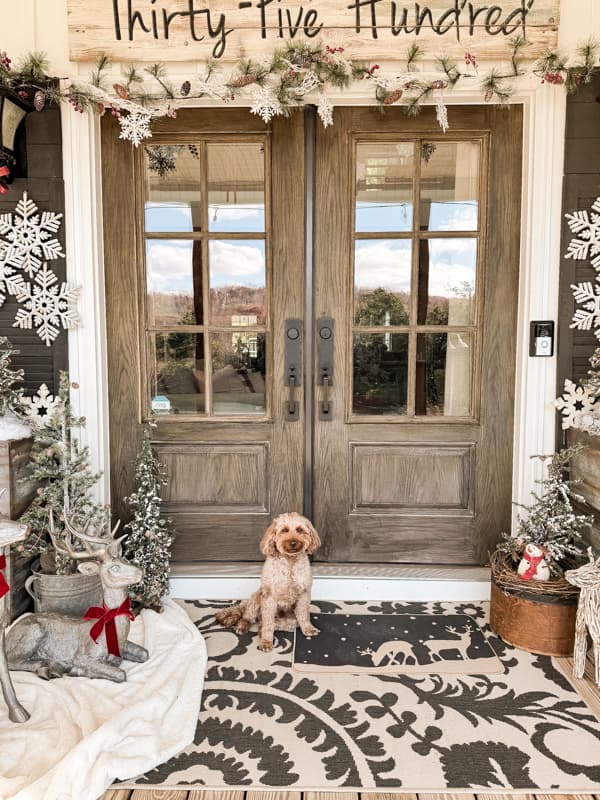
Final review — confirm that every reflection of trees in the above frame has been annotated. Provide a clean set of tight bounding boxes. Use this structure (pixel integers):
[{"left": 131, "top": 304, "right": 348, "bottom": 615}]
[
  {"left": 353, "top": 333, "right": 408, "bottom": 414},
  {"left": 354, "top": 287, "right": 409, "bottom": 326}
]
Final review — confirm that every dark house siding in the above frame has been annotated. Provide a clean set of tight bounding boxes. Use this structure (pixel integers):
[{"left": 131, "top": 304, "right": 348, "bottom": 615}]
[
  {"left": 0, "top": 107, "right": 67, "bottom": 396},
  {"left": 557, "top": 75, "right": 600, "bottom": 415}
]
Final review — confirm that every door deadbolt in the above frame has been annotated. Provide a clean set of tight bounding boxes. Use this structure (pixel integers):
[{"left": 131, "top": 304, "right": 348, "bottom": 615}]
[{"left": 285, "top": 319, "right": 302, "bottom": 421}]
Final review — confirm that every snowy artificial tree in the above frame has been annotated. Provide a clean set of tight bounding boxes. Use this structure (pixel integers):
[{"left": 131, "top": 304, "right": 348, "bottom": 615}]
[
  {"left": 496, "top": 446, "right": 592, "bottom": 577},
  {"left": 124, "top": 426, "right": 174, "bottom": 610},
  {"left": 17, "top": 372, "right": 103, "bottom": 573},
  {"left": 0, "top": 335, "right": 31, "bottom": 441}
]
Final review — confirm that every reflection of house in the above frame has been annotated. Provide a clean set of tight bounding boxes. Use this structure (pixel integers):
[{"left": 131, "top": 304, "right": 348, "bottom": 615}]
[{"left": 232, "top": 315, "right": 258, "bottom": 358}]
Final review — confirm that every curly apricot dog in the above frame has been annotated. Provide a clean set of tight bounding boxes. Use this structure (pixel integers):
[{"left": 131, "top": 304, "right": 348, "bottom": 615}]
[{"left": 215, "top": 512, "right": 321, "bottom": 651}]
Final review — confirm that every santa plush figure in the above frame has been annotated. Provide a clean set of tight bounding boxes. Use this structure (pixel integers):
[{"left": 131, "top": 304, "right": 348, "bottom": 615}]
[{"left": 517, "top": 543, "right": 551, "bottom": 581}]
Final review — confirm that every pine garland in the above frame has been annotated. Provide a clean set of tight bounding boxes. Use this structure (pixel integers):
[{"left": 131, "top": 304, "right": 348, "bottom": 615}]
[
  {"left": 0, "top": 36, "right": 598, "bottom": 144},
  {"left": 124, "top": 426, "right": 174, "bottom": 610},
  {"left": 16, "top": 372, "right": 103, "bottom": 574},
  {"left": 0, "top": 336, "right": 26, "bottom": 417},
  {"left": 496, "top": 446, "right": 592, "bottom": 577}
]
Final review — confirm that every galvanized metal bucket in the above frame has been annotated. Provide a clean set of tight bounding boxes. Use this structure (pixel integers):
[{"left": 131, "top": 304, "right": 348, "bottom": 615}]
[{"left": 25, "top": 560, "right": 103, "bottom": 617}]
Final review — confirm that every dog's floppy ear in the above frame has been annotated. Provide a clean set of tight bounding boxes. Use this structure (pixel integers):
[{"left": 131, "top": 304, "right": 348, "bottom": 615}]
[
  {"left": 306, "top": 520, "right": 321, "bottom": 555},
  {"left": 260, "top": 520, "right": 278, "bottom": 557}
]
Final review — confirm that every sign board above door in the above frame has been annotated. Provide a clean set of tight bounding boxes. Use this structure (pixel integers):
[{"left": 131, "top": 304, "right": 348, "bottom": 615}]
[{"left": 67, "top": 0, "right": 559, "bottom": 62}]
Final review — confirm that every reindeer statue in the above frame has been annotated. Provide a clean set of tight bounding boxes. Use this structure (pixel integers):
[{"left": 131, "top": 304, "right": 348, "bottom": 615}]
[
  {"left": 6, "top": 511, "right": 149, "bottom": 682},
  {"left": 565, "top": 548, "right": 600, "bottom": 687}
]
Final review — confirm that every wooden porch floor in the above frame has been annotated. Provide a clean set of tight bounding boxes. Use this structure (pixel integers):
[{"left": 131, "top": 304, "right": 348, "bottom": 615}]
[{"left": 101, "top": 658, "right": 600, "bottom": 800}]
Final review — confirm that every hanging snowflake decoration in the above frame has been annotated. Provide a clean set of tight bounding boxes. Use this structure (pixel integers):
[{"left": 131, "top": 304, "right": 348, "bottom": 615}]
[
  {"left": 436, "top": 98, "right": 449, "bottom": 133},
  {"left": 14, "top": 263, "right": 80, "bottom": 346},
  {"left": 250, "top": 86, "right": 282, "bottom": 124},
  {"left": 0, "top": 244, "right": 25, "bottom": 307},
  {"left": 570, "top": 281, "right": 600, "bottom": 339},
  {"left": 0, "top": 191, "right": 64, "bottom": 278},
  {"left": 565, "top": 197, "right": 600, "bottom": 271},
  {"left": 554, "top": 378, "right": 596, "bottom": 430},
  {"left": 24, "top": 383, "right": 60, "bottom": 427},
  {"left": 317, "top": 94, "right": 334, "bottom": 128},
  {"left": 118, "top": 110, "right": 153, "bottom": 147}
]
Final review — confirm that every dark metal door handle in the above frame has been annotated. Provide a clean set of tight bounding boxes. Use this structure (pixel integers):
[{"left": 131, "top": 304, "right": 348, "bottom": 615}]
[
  {"left": 285, "top": 319, "right": 302, "bottom": 421},
  {"left": 317, "top": 317, "right": 334, "bottom": 420}
]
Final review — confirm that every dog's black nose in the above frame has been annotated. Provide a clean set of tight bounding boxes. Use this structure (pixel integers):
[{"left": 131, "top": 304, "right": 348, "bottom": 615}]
[{"left": 289, "top": 540, "right": 299, "bottom": 549}]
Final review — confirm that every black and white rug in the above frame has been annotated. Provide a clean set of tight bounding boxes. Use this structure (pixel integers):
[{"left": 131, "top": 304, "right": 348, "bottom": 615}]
[
  {"left": 123, "top": 600, "right": 600, "bottom": 791},
  {"left": 293, "top": 612, "right": 503, "bottom": 674}
]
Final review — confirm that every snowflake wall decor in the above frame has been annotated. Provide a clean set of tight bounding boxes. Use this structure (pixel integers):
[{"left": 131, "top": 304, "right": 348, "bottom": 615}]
[
  {"left": 0, "top": 191, "right": 64, "bottom": 278},
  {"left": 554, "top": 379, "right": 596, "bottom": 430},
  {"left": 565, "top": 197, "right": 600, "bottom": 271},
  {"left": 570, "top": 281, "right": 600, "bottom": 339},
  {"left": 14, "top": 263, "right": 80, "bottom": 346},
  {"left": 24, "top": 383, "right": 60, "bottom": 426}
]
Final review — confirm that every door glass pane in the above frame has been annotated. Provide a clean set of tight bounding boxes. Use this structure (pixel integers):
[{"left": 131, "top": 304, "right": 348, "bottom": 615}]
[
  {"left": 146, "top": 239, "right": 203, "bottom": 327},
  {"left": 211, "top": 332, "right": 266, "bottom": 415},
  {"left": 354, "top": 240, "right": 411, "bottom": 325},
  {"left": 149, "top": 332, "right": 205, "bottom": 415},
  {"left": 415, "top": 332, "right": 472, "bottom": 416},
  {"left": 145, "top": 145, "right": 201, "bottom": 232},
  {"left": 416, "top": 238, "right": 477, "bottom": 325},
  {"left": 353, "top": 333, "right": 408, "bottom": 415},
  {"left": 208, "top": 143, "right": 265, "bottom": 233},
  {"left": 355, "top": 143, "right": 414, "bottom": 232},
  {"left": 420, "top": 142, "right": 479, "bottom": 231},
  {"left": 209, "top": 240, "right": 266, "bottom": 326}
]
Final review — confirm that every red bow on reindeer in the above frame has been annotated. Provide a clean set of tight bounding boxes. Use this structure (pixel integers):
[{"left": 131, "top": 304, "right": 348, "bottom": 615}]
[
  {"left": 0, "top": 555, "right": 9, "bottom": 598},
  {"left": 84, "top": 597, "right": 134, "bottom": 657}
]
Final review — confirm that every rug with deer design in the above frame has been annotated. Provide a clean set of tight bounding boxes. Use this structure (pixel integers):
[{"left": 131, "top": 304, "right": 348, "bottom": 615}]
[
  {"left": 292, "top": 612, "right": 503, "bottom": 674},
  {"left": 122, "top": 599, "right": 600, "bottom": 792}
]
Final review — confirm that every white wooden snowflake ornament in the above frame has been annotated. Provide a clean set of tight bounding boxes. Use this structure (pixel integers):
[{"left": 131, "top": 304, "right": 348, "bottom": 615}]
[
  {"left": 570, "top": 281, "right": 600, "bottom": 339},
  {"left": 118, "top": 111, "right": 153, "bottom": 147},
  {"left": 554, "top": 379, "right": 597, "bottom": 430},
  {"left": 0, "top": 191, "right": 64, "bottom": 278},
  {"left": 13, "top": 263, "right": 80, "bottom": 346},
  {"left": 0, "top": 244, "right": 25, "bottom": 307},
  {"left": 24, "top": 383, "right": 60, "bottom": 426},
  {"left": 565, "top": 197, "right": 600, "bottom": 271}
]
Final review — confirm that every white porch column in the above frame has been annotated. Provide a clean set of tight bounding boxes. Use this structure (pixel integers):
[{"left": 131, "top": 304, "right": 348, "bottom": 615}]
[{"left": 61, "top": 108, "right": 110, "bottom": 504}]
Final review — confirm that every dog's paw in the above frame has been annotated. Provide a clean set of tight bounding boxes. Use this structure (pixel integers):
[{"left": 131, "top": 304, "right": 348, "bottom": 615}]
[
  {"left": 258, "top": 639, "right": 273, "bottom": 652},
  {"left": 302, "top": 625, "right": 320, "bottom": 638},
  {"left": 235, "top": 620, "right": 250, "bottom": 634}
]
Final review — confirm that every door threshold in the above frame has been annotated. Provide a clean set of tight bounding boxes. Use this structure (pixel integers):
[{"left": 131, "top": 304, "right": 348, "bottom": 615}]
[{"left": 170, "top": 562, "right": 491, "bottom": 602}]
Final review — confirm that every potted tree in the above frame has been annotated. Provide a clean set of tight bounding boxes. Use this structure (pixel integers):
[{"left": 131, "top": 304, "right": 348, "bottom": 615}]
[
  {"left": 15, "top": 372, "right": 104, "bottom": 616},
  {"left": 490, "top": 446, "right": 592, "bottom": 656}
]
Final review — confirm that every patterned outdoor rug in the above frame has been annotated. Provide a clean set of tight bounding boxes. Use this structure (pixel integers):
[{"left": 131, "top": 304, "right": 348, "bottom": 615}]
[
  {"left": 121, "top": 600, "right": 600, "bottom": 792},
  {"left": 293, "top": 612, "right": 504, "bottom": 674}
]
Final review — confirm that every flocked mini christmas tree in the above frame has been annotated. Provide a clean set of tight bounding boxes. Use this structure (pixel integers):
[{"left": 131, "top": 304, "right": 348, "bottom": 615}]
[
  {"left": 18, "top": 372, "right": 103, "bottom": 573},
  {"left": 124, "top": 426, "right": 174, "bottom": 610},
  {"left": 497, "top": 446, "right": 592, "bottom": 577},
  {"left": 0, "top": 335, "right": 26, "bottom": 417}
]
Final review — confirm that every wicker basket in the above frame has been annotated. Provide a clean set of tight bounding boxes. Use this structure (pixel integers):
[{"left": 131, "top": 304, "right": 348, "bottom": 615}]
[{"left": 489, "top": 552, "right": 579, "bottom": 657}]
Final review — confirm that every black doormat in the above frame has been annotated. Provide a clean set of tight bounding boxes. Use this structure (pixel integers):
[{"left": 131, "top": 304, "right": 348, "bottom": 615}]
[{"left": 293, "top": 612, "right": 504, "bottom": 674}]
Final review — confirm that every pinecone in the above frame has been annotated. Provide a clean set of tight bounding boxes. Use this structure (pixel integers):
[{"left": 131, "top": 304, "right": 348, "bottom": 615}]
[
  {"left": 180, "top": 80, "right": 191, "bottom": 97},
  {"left": 33, "top": 90, "right": 46, "bottom": 112},
  {"left": 113, "top": 83, "right": 130, "bottom": 100},
  {"left": 231, "top": 74, "right": 257, "bottom": 88},
  {"left": 383, "top": 89, "right": 403, "bottom": 105},
  {"left": 431, "top": 80, "right": 448, "bottom": 90}
]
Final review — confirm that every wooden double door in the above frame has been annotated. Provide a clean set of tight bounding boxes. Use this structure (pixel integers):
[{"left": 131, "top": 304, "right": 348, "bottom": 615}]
[{"left": 102, "top": 104, "right": 522, "bottom": 565}]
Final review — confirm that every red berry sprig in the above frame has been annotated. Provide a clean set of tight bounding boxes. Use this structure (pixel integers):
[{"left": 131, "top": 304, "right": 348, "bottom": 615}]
[
  {"left": 465, "top": 52, "right": 478, "bottom": 72},
  {"left": 0, "top": 51, "right": 11, "bottom": 71},
  {"left": 542, "top": 72, "right": 565, "bottom": 85}
]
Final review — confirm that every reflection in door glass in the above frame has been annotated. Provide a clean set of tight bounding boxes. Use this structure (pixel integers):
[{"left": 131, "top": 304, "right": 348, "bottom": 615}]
[
  {"left": 145, "top": 145, "right": 202, "bottom": 232},
  {"left": 149, "top": 332, "right": 205, "bottom": 415},
  {"left": 354, "top": 240, "right": 411, "bottom": 325},
  {"left": 146, "top": 239, "right": 204, "bottom": 327},
  {"left": 353, "top": 333, "right": 408, "bottom": 415},
  {"left": 208, "top": 143, "right": 265, "bottom": 233},
  {"left": 211, "top": 332, "right": 266, "bottom": 415},
  {"left": 416, "top": 238, "right": 477, "bottom": 325},
  {"left": 355, "top": 143, "right": 414, "bottom": 232},
  {"left": 420, "top": 141, "right": 479, "bottom": 231},
  {"left": 415, "top": 332, "right": 472, "bottom": 416},
  {"left": 209, "top": 240, "right": 266, "bottom": 326}
]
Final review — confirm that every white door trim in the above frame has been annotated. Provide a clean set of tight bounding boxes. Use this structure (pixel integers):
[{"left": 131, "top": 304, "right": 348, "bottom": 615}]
[{"left": 60, "top": 83, "right": 567, "bottom": 533}]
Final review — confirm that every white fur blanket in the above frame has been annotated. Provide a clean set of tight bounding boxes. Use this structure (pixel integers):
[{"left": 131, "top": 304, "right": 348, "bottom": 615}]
[{"left": 0, "top": 599, "right": 206, "bottom": 800}]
